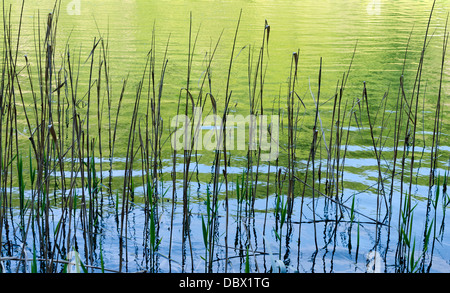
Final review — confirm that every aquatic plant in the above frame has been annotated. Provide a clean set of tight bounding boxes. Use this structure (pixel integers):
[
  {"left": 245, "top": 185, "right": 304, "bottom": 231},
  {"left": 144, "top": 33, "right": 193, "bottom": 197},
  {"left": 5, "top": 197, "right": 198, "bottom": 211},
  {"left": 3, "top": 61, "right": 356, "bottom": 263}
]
[{"left": 0, "top": 0, "right": 448, "bottom": 274}]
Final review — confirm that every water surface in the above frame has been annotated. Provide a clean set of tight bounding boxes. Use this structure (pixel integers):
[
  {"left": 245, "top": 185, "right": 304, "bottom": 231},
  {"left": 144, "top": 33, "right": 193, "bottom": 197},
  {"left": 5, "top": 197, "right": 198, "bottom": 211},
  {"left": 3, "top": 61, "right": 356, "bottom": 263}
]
[{"left": 1, "top": 0, "right": 450, "bottom": 273}]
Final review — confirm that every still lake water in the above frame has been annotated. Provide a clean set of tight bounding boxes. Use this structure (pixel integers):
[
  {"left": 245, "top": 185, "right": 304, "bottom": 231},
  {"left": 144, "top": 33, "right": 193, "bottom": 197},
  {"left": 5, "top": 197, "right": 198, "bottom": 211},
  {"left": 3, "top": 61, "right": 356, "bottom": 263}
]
[{"left": 1, "top": 0, "right": 450, "bottom": 273}]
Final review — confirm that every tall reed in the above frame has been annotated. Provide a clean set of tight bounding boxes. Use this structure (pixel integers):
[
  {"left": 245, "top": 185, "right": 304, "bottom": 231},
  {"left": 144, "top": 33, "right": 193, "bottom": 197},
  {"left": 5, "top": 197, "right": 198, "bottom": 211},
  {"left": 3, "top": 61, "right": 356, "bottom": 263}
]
[{"left": 0, "top": 0, "right": 448, "bottom": 273}]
